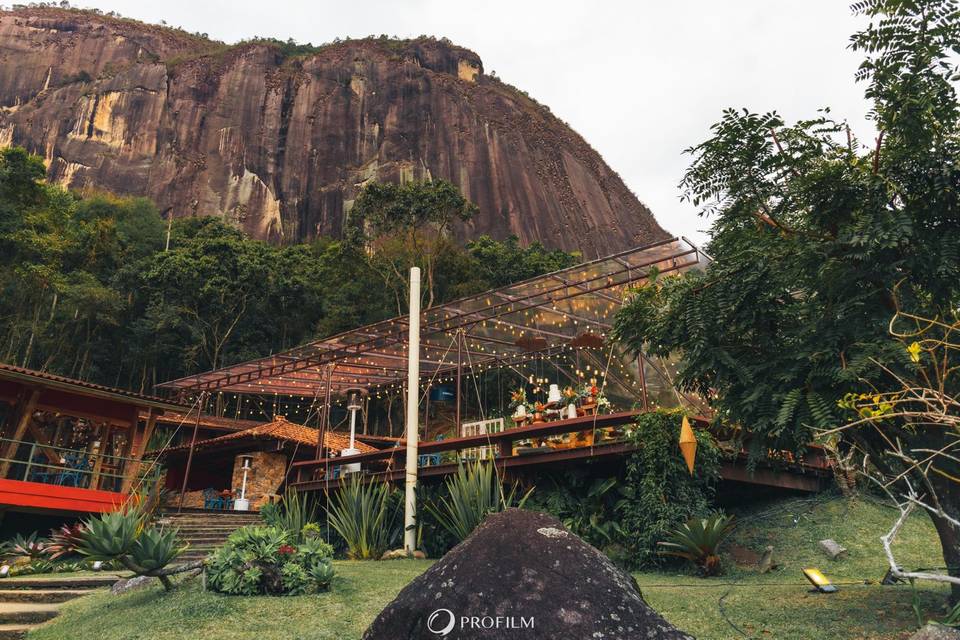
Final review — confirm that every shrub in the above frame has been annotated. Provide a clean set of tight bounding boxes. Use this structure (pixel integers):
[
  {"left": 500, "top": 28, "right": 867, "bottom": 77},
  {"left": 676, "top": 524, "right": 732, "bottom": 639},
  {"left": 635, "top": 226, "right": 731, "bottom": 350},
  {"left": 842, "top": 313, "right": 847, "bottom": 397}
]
[
  {"left": 206, "top": 525, "right": 334, "bottom": 595},
  {"left": 301, "top": 522, "right": 323, "bottom": 540},
  {"left": 657, "top": 514, "right": 735, "bottom": 576},
  {"left": 326, "top": 477, "right": 398, "bottom": 560},
  {"left": 425, "top": 461, "right": 532, "bottom": 543},
  {"left": 619, "top": 410, "right": 721, "bottom": 568}
]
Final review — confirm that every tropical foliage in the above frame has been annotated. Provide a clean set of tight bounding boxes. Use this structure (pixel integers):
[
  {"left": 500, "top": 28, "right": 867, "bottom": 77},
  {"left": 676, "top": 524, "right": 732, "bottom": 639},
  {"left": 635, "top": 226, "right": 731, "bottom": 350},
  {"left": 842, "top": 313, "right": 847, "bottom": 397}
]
[
  {"left": 611, "top": 0, "right": 960, "bottom": 593},
  {"left": 262, "top": 489, "right": 316, "bottom": 544},
  {"left": 657, "top": 514, "right": 735, "bottom": 576},
  {"left": 619, "top": 411, "right": 721, "bottom": 567},
  {"left": 0, "top": 151, "right": 572, "bottom": 405},
  {"left": 326, "top": 477, "right": 398, "bottom": 560},
  {"left": 424, "top": 461, "right": 532, "bottom": 542},
  {"left": 206, "top": 525, "right": 335, "bottom": 596},
  {"left": 524, "top": 470, "right": 626, "bottom": 552}
]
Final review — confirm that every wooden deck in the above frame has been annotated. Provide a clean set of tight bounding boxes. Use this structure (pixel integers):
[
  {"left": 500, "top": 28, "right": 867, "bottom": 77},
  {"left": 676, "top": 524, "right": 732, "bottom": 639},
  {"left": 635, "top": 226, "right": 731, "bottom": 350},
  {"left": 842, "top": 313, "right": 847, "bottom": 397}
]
[{"left": 290, "top": 411, "right": 831, "bottom": 493}]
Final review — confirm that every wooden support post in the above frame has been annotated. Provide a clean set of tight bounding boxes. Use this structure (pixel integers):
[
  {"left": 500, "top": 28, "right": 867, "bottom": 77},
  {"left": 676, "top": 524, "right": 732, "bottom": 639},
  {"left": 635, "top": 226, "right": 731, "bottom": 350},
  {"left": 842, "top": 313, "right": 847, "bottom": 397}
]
[
  {"left": 178, "top": 396, "right": 205, "bottom": 512},
  {"left": 89, "top": 423, "right": 112, "bottom": 491},
  {"left": 121, "top": 410, "right": 158, "bottom": 495},
  {"left": 0, "top": 388, "right": 40, "bottom": 478}
]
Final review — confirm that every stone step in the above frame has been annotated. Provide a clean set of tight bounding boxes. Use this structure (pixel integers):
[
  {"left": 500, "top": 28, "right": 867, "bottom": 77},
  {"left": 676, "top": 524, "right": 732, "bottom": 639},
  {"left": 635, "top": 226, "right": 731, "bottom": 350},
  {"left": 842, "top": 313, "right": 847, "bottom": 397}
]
[
  {"left": 0, "top": 623, "right": 31, "bottom": 640},
  {"left": 0, "top": 589, "right": 91, "bottom": 604},
  {"left": 1, "top": 576, "right": 120, "bottom": 590},
  {"left": 0, "top": 603, "right": 59, "bottom": 625}
]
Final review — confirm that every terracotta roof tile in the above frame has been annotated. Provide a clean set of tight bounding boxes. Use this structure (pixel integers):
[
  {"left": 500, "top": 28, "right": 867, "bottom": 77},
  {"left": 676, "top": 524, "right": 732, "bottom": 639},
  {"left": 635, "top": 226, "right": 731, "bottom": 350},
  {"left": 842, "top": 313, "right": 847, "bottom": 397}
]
[{"left": 152, "top": 416, "right": 376, "bottom": 456}]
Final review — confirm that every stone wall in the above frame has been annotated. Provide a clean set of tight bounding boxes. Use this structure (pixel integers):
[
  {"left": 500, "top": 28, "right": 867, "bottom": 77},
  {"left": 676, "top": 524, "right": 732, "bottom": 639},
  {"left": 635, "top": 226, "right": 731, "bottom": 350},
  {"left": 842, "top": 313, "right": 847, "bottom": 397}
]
[{"left": 231, "top": 451, "right": 287, "bottom": 510}]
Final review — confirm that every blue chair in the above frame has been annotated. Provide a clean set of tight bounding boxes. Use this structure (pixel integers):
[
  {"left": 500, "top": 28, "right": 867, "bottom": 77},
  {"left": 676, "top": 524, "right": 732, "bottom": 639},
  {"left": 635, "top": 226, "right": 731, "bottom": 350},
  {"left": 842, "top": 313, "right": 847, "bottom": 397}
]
[
  {"left": 57, "top": 453, "right": 91, "bottom": 487},
  {"left": 418, "top": 434, "right": 445, "bottom": 467},
  {"left": 203, "top": 488, "right": 225, "bottom": 510}
]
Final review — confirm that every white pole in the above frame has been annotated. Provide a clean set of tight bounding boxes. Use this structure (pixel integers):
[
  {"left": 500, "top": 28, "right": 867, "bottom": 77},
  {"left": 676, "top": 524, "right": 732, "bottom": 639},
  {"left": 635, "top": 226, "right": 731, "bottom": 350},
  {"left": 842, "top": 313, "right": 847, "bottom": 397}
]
[
  {"left": 240, "top": 467, "right": 249, "bottom": 501},
  {"left": 403, "top": 267, "right": 421, "bottom": 553},
  {"left": 348, "top": 406, "right": 357, "bottom": 450}
]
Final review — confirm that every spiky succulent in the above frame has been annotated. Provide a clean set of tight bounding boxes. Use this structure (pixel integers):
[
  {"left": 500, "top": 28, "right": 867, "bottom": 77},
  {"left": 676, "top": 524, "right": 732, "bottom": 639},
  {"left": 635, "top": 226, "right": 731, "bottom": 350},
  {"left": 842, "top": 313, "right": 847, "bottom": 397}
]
[
  {"left": 9, "top": 532, "right": 48, "bottom": 560},
  {"left": 657, "top": 514, "right": 735, "bottom": 576}
]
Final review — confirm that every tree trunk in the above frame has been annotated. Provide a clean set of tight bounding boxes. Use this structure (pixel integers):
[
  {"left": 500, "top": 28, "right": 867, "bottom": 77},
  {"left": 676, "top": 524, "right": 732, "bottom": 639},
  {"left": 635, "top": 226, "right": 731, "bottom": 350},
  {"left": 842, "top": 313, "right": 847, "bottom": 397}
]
[{"left": 928, "top": 469, "right": 960, "bottom": 604}]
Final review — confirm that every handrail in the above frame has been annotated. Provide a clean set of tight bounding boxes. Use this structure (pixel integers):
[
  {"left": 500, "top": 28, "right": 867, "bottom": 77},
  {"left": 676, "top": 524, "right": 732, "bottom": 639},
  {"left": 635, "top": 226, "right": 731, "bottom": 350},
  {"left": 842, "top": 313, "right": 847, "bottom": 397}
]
[
  {"left": 0, "top": 436, "right": 161, "bottom": 492},
  {"left": 291, "top": 411, "right": 645, "bottom": 471}
]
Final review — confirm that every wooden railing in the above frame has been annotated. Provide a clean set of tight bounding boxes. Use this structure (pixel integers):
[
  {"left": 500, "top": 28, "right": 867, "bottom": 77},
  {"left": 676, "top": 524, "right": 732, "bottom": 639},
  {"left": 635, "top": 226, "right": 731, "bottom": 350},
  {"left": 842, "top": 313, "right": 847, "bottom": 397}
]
[
  {"left": 0, "top": 437, "right": 161, "bottom": 494},
  {"left": 288, "top": 411, "right": 834, "bottom": 493},
  {"left": 289, "top": 411, "right": 645, "bottom": 490}
]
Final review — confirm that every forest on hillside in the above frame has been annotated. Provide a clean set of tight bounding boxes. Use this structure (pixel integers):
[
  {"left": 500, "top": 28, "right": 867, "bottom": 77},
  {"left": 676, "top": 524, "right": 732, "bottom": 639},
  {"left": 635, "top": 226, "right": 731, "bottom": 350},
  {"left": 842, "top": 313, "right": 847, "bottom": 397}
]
[{"left": 0, "top": 147, "right": 576, "bottom": 395}]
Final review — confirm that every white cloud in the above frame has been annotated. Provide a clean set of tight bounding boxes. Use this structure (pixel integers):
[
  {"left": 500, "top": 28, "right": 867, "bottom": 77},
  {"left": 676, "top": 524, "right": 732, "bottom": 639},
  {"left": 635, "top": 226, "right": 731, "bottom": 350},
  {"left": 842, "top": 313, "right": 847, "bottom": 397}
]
[{"left": 76, "top": 0, "right": 876, "bottom": 247}]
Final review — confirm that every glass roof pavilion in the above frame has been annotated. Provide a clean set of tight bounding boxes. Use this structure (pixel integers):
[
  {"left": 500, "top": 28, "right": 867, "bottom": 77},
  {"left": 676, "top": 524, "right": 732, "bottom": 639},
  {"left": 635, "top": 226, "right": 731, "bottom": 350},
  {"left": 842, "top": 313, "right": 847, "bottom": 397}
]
[{"left": 159, "top": 237, "right": 707, "bottom": 411}]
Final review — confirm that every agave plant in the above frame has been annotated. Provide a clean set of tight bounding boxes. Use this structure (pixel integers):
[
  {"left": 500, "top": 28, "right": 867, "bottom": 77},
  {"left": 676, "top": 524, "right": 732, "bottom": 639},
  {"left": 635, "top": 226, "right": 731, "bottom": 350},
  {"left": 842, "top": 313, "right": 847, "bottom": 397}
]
[
  {"left": 77, "top": 508, "right": 187, "bottom": 590},
  {"left": 46, "top": 523, "right": 86, "bottom": 560},
  {"left": 326, "top": 477, "right": 397, "bottom": 560},
  {"left": 128, "top": 528, "right": 185, "bottom": 573},
  {"left": 657, "top": 514, "right": 735, "bottom": 576},
  {"left": 425, "top": 461, "right": 532, "bottom": 542},
  {"left": 8, "top": 532, "right": 49, "bottom": 561}
]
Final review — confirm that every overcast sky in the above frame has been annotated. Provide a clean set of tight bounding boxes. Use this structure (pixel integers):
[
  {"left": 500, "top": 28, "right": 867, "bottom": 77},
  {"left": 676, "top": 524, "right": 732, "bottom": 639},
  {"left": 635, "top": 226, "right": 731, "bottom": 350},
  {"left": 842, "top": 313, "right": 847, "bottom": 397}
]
[{"left": 73, "top": 0, "right": 875, "bottom": 246}]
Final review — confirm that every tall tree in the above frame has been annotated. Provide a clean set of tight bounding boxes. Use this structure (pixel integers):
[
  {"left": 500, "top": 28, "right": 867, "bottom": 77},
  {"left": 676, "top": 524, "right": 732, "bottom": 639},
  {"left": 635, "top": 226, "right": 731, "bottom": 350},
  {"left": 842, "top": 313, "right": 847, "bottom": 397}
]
[
  {"left": 347, "top": 180, "right": 477, "bottom": 310},
  {"left": 613, "top": 0, "right": 960, "bottom": 597}
]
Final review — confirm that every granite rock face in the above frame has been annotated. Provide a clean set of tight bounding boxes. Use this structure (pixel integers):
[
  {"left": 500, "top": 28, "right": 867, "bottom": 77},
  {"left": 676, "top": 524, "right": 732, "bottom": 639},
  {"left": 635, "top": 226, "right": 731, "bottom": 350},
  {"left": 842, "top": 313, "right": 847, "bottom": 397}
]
[
  {"left": 0, "top": 8, "right": 668, "bottom": 256},
  {"left": 363, "top": 509, "right": 694, "bottom": 639}
]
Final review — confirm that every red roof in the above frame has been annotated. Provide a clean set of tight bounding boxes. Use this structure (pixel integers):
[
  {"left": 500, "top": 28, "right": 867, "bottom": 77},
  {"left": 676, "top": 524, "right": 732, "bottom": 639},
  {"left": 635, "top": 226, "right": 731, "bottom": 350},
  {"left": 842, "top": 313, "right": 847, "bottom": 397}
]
[
  {"left": 0, "top": 362, "right": 186, "bottom": 411},
  {"left": 151, "top": 416, "right": 376, "bottom": 457}
]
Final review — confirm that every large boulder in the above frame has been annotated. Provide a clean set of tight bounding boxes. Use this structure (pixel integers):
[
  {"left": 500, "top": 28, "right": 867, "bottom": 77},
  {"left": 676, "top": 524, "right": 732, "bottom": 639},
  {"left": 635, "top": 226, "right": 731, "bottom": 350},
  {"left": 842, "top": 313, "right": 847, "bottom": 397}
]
[{"left": 363, "top": 509, "right": 693, "bottom": 639}]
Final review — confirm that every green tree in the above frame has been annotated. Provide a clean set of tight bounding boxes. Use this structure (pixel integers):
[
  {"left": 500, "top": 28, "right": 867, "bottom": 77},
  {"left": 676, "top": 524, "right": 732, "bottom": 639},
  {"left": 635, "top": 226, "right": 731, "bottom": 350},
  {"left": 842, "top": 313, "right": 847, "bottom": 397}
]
[
  {"left": 348, "top": 180, "right": 477, "bottom": 310},
  {"left": 613, "top": 0, "right": 960, "bottom": 596}
]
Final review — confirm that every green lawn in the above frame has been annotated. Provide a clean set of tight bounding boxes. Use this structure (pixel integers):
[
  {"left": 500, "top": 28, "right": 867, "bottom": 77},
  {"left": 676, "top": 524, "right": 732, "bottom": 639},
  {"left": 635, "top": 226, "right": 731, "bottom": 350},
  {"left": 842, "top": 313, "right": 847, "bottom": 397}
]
[{"left": 28, "top": 496, "right": 949, "bottom": 640}]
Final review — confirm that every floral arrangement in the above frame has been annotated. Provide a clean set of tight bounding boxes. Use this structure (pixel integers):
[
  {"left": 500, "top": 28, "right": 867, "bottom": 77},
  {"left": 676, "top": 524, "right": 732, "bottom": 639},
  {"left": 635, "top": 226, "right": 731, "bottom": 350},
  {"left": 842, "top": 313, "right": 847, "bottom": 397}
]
[
  {"left": 580, "top": 379, "right": 612, "bottom": 413},
  {"left": 510, "top": 388, "right": 533, "bottom": 416},
  {"left": 562, "top": 386, "right": 579, "bottom": 403}
]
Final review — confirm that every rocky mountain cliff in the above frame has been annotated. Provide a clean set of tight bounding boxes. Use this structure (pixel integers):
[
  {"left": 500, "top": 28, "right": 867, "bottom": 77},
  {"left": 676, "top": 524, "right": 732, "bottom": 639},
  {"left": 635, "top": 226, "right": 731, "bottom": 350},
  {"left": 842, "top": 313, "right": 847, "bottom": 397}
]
[{"left": 0, "top": 8, "right": 667, "bottom": 256}]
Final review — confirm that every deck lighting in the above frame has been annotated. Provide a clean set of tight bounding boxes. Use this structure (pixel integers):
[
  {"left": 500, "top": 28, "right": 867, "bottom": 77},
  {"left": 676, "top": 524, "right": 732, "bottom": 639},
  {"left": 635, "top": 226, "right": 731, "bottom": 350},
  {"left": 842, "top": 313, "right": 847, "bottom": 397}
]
[{"left": 802, "top": 568, "right": 838, "bottom": 593}]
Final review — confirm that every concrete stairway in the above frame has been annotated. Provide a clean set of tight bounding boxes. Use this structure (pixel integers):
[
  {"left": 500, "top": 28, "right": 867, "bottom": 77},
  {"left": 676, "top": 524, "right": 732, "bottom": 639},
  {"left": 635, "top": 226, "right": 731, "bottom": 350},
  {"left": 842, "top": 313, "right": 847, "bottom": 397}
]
[
  {"left": 0, "top": 575, "right": 120, "bottom": 639},
  {"left": 156, "top": 510, "right": 262, "bottom": 563}
]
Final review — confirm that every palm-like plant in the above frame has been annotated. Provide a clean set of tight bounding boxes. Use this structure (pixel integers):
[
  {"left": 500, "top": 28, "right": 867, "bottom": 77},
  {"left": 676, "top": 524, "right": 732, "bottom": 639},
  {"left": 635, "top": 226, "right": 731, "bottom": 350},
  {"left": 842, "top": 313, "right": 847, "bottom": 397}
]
[
  {"left": 326, "top": 477, "right": 396, "bottom": 559},
  {"left": 425, "top": 461, "right": 532, "bottom": 542},
  {"left": 657, "top": 514, "right": 735, "bottom": 576}
]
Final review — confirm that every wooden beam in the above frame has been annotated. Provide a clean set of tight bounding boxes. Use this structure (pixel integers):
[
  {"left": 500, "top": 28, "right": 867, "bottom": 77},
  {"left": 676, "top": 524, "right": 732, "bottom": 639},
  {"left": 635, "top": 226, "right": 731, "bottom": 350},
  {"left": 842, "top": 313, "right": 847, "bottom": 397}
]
[
  {"left": 89, "top": 423, "right": 112, "bottom": 491},
  {"left": 120, "top": 410, "right": 157, "bottom": 495},
  {"left": 0, "top": 388, "right": 41, "bottom": 478}
]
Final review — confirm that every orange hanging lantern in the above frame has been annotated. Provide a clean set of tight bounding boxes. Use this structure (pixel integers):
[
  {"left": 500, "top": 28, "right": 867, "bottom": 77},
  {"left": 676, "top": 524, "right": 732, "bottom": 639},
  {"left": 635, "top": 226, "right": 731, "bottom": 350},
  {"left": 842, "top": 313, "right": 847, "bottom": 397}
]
[{"left": 679, "top": 415, "right": 697, "bottom": 475}]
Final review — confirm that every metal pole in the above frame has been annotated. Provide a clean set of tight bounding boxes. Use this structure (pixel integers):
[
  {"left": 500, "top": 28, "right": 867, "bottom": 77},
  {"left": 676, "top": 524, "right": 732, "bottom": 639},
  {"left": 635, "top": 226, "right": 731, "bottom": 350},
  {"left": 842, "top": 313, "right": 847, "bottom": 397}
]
[
  {"left": 403, "top": 267, "right": 421, "bottom": 553},
  {"left": 455, "top": 330, "right": 463, "bottom": 433},
  {"left": 637, "top": 353, "right": 649, "bottom": 412},
  {"left": 178, "top": 394, "right": 205, "bottom": 513},
  {"left": 423, "top": 383, "right": 430, "bottom": 438}
]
